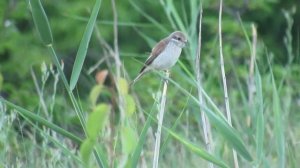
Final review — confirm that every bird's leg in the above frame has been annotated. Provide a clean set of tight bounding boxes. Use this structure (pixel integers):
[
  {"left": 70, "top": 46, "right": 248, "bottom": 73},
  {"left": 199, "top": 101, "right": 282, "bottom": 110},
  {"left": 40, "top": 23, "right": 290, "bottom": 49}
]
[{"left": 163, "top": 70, "right": 170, "bottom": 83}]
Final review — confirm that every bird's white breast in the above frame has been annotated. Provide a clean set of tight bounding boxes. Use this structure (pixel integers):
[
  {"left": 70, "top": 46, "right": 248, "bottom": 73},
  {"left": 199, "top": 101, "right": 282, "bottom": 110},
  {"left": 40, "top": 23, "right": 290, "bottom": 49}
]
[{"left": 151, "top": 42, "right": 182, "bottom": 70}]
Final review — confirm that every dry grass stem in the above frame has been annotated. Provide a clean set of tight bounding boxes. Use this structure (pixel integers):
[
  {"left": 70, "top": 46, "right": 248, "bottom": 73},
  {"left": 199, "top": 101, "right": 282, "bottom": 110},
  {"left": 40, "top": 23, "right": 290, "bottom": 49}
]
[
  {"left": 111, "top": 0, "right": 126, "bottom": 123},
  {"left": 248, "top": 24, "right": 257, "bottom": 105},
  {"left": 153, "top": 71, "right": 170, "bottom": 168},
  {"left": 218, "top": 0, "right": 239, "bottom": 167},
  {"left": 195, "top": 4, "right": 214, "bottom": 168}
]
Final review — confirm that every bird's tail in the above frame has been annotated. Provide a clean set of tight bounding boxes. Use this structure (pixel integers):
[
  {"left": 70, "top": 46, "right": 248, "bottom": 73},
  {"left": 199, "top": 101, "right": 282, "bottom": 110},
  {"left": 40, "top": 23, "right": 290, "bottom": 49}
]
[{"left": 130, "top": 70, "right": 147, "bottom": 86}]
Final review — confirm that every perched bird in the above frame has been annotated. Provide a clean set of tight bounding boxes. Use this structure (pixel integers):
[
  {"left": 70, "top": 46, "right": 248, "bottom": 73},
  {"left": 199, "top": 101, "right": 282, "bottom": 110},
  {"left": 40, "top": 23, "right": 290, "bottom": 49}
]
[{"left": 131, "top": 31, "right": 187, "bottom": 85}]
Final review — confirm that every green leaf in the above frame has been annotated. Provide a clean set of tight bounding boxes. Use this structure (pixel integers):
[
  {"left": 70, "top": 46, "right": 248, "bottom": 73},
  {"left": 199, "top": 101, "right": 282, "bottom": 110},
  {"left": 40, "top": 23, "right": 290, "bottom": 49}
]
[
  {"left": 29, "top": 0, "right": 53, "bottom": 45},
  {"left": 119, "top": 77, "right": 129, "bottom": 95},
  {"left": 124, "top": 95, "right": 136, "bottom": 116},
  {"left": 121, "top": 126, "right": 138, "bottom": 155},
  {"left": 70, "top": 0, "right": 102, "bottom": 91},
  {"left": 86, "top": 104, "right": 110, "bottom": 139},
  {"left": 89, "top": 85, "right": 103, "bottom": 107},
  {"left": 80, "top": 138, "right": 96, "bottom": 166}
]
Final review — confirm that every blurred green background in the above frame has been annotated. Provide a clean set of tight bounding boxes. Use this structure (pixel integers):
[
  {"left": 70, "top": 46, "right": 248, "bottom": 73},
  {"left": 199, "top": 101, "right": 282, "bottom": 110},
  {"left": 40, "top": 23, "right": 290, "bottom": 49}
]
[{"left": 0, "top": 0, "right": 300, "bottom": 167}]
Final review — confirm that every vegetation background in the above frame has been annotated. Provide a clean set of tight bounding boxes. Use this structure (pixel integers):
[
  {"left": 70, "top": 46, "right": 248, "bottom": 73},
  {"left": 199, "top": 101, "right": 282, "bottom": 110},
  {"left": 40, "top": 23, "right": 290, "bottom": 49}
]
[{"left": 0, "top": 0, "right": 299, "bottom": 167}]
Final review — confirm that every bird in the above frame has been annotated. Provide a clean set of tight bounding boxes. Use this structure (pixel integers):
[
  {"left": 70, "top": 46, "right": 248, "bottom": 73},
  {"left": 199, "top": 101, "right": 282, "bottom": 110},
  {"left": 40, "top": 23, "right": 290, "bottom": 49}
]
[{"left": 131, "top": 31, "right": 187, "bottom": 85}]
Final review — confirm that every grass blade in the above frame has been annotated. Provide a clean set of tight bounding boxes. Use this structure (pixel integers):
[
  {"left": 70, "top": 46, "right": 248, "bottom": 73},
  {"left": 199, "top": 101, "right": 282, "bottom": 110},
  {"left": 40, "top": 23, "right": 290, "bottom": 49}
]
[
  {"left": 29, "top": 0, "right": 53, "bottom": 45},
  {"left": 202, "top": 105, "right": 252, "bottom": 161},
  {"left": 255, "top": 63, "right": 265, "bottom": 165},
  {"left": 164, "top": 76, "right": 252, "bottom": 161},
  {"left": 28, "top": 1, "right": 106, "bottom": 166},
  {"left": 70, "top": 0, "right": 102, "bottom": 91},
  {"left": 1, "top": 98, "right": 82, "bottom": 143},
  {"left": 167, "top": 129, "right": 229, "bottom": 168},
  {"left": 142, "top": 109, "right": 229, "bottom": 168},
  {"left": 268, "top": 59, "right": 285, "bottom": 168},
  {"left": 129, "top": 0, "right": 168, "bottom": 33},
  {"left": 130, "top": 108, "right": 155, "bottom": 167},
  {"left": 165, "top": 0, "right": 186, "bottom": 32}
]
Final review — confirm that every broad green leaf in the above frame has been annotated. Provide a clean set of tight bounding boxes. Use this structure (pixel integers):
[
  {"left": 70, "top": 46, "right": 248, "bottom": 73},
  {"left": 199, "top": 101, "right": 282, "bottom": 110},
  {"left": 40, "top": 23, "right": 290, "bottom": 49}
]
[
  {"left": 89, "top": 85, "right": 103, "bottom": 107},
  {"left": 86, "top": 104, "right": 110, "bottom": 139},
  {"left": 29, "top": 0, "right": 53, "bottom": 45},
  {"left": 121, "top": 126, "right": 137, "bottom": 154},
  {"left": 80, "top": 138, "right": 96, "bottom": 166},
  {"left": 119, "top": 78, "right": 129, "bottom": 95},
  {"left": 70, "top": 0, "right": 102, "bottom": 91},
  {"left": 124, "top": 95, "right": 136, "bottom": 116}
]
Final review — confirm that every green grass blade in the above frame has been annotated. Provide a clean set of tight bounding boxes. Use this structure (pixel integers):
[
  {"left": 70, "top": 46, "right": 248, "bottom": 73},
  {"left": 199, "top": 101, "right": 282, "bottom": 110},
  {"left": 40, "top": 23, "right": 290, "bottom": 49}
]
[
  {"left": 1, "top": 98, "right": 82, "bottom": 144},
  {"left": 142, "top": 109, "right": 229, "bottom": 168},
  {"left": 237, "top": 15, "right": 252, "bottom": 50},
  {"left": 201, "top": 105, "right": 253, "bottom": 161},
  {"left": 130, "top": 108, "right": 156, "bottom": 168},
  {"left": 129, "top": 0, "right": 168, "bottom": 33},
  {"left": 29, "top": 0, "right": 53, "bottom": 45},
  {"left": 1, "top": 97, "right": 106, "bottom": 167},
  {"left": 160, "top": 97, "right": 187, "bottom": 155},
  {"left": 268, "top": 59, "right": 285, "bottom": 168},
  {"left": 167, "top": 129, "right": 229, "bottom": 168},
  {"left": 70, "top": 0, "right": 102, "bottom": 91},
  {"left": 165, "top": 0, "right": 186, "bottom": 32},
  {"left": 255, "top": 63, "right": 265, "bottom": 165},
  {"left": 158, "top": 0, "right": 176, "bottom": 30},
  {"left": 47, "top": 47, "right": 86, "bottom": 129},
  {"left": 164, "top": 76, "right": 252, "bottom": 161},
  {"left": 17, "top": 109, "right": 83, "bottom": 165}
]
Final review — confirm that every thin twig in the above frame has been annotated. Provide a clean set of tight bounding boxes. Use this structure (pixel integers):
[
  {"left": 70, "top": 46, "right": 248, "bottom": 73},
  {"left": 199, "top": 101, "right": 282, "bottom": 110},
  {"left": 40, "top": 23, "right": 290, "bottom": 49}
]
[
  {"left": 30, "top": 67, "right": 49, "bottom": 117},
  {"left": 218, "top": 0, "right": 239, "bottom": 167},
  {"left": 195, "top": 4, "right": 214, "bottom": 168},
  {"left": 111, "top": 0, "right": 121, "bottom": 78},
  {"left": 111, "top": 0, "right": 126, "bottom": 124},
  {"left": 153, "top": 71, "right": 169, "bottom": 168}
]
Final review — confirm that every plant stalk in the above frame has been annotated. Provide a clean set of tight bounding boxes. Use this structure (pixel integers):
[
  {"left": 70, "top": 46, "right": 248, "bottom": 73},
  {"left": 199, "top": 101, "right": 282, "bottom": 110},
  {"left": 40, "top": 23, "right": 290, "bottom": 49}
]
[
  {"left": 153, "top": 71, "right": 169, "bottom": 168},
  {"left": 195, "top": 4, "right": 214, "bottom": 168},
  {"left": 218, "top": 0, "right": 239, "bottom": 167}
]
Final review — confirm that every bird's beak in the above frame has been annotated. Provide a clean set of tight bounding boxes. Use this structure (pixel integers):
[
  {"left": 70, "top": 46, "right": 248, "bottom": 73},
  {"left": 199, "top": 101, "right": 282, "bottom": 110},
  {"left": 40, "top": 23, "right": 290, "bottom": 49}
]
[{"left": 183, "top": 40, "right": 188, "bottom": 47}]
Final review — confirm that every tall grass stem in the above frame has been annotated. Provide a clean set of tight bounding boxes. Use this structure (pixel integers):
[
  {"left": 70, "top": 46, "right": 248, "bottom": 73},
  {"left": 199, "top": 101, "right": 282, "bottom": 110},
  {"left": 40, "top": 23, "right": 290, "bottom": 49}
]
[
  {"left": 218, "top": 0, "right": 239, "bottom": 167},
  {"left": 194, "top": 4, "right": 214, "bottom": 168},
  {"left": 153, "top": 71, "right": 169, "bottom": 168}
]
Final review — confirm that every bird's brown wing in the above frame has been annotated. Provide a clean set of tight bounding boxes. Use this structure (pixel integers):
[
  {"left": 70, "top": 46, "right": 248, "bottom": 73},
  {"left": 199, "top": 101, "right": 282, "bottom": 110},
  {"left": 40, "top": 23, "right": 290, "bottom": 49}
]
[{"left": 139, "top": 38, "right": 168, "bottom": 73}]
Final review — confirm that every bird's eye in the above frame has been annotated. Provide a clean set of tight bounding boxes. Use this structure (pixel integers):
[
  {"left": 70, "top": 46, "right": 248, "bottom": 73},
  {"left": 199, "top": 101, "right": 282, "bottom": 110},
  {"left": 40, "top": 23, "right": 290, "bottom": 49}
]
[{"left": 174, "top": 36, "right": 181, "bottom": 40}]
